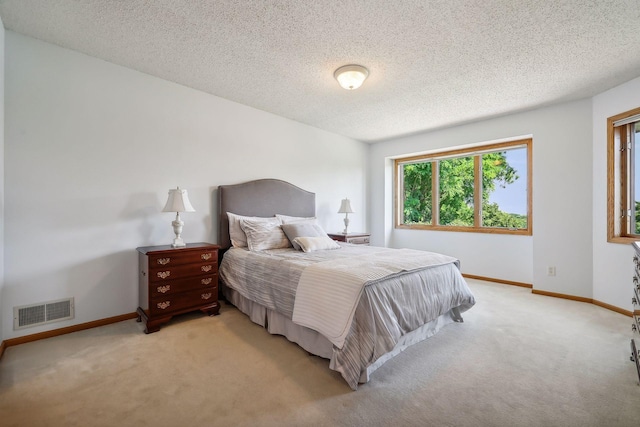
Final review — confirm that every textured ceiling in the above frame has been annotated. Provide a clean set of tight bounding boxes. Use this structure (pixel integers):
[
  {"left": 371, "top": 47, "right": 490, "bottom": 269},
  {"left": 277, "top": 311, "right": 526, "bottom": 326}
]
[{"left": 1, "top": 1, "right": 639, "bottom": 142}]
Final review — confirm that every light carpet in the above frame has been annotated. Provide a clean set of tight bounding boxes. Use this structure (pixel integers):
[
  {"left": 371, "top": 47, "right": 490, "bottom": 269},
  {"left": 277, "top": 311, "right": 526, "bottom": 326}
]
[{"left": 1, "top": 279, "right": 639, "bottom": 427}]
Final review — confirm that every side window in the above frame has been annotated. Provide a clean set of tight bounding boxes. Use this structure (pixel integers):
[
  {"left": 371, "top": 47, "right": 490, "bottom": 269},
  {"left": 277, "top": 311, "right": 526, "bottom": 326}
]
[{"left": 608, "top": 107, "right": 640, "bottom": 242}]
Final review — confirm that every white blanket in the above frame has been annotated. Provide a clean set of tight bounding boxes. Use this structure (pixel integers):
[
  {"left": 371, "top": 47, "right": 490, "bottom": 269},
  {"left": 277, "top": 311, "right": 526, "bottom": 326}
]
[{"left": 291, "top": 248, "right": 459, "bottom": 349}]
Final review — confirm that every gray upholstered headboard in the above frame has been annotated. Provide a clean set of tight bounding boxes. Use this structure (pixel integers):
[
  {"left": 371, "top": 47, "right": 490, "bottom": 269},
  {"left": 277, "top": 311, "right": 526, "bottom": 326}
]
[{"left": 218, "top": 179, "right": 316, "bottom": 250}]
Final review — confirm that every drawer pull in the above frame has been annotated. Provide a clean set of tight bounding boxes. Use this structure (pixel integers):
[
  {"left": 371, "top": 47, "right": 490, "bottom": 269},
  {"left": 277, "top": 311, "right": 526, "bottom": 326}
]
[
  {"left": 157, "top": 301, "right": 171, "bottom": 310},
  {"left": 201, "top": 265, "right": 212, "bottom": 272},
  {"left": 201, "top": 293, "right": 212, "bottom": 300},
  {"left": 157, "top": 258, "right": 170, "bottom": 265},
  {"left": 201, "top": 253, "right": 212, "bottom": 261},
  {"left": 157, "top": 271, "right": 171, "bottom": 279},
  {"left": 201, "top": 278, "right": 212, "bottom": 285},
  {"left": 634, "top": 297, "right": 638, "bottom": 306},
  {"left": 157, "top": 285, "right": 170, "bottom": 294}
]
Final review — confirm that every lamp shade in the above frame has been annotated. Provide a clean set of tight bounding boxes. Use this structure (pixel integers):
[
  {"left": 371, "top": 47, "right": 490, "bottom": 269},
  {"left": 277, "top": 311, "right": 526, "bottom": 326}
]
[
  {"left": 162, "top": 187, "right": 195, "bottom": 213},
  {"left": 334, "top": 64, "right": 369, "bottom": 90},
  {"left": 338, "top": 198, "right": 354, "bottom": 214}
]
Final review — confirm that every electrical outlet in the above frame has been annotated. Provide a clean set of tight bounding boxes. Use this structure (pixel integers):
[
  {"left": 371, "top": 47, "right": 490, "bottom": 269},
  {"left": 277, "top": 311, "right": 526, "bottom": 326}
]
[{"left": 547, "top": 266, "right": 556, "bottom": 276}]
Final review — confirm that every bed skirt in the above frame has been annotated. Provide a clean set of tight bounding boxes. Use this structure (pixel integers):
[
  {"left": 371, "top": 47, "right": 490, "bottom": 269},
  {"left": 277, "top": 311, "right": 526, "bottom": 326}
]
[{"left": 222, "top": 285, "right": 460, "bottom": 386}]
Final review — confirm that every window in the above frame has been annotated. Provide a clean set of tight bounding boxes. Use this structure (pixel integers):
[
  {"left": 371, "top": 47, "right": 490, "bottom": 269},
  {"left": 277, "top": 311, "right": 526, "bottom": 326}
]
[
  {"left": 607, "top": 106, "right": 640, "bottom": 242},
  {"left": 395, "top": 138, "right": 532, "bottom": 235}
]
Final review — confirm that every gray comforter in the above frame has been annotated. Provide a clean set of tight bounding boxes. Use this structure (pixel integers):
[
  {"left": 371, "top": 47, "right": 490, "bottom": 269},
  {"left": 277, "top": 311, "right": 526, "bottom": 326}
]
[{"left": 219, "top": 243, "right": 476, "bottom": 389}]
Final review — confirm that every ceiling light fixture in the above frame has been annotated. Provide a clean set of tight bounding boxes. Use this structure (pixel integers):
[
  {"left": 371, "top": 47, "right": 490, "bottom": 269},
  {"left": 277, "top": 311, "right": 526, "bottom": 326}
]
[{"left": 334, "top": 64, "right": 369, "bottom": 90}]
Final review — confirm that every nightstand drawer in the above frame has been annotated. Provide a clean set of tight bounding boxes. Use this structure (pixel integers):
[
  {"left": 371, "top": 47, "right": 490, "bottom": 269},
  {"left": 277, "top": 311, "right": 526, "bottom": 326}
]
[
  {"left": 150, "top": 274, "right": 218, "bottom": 298},
  {"left": 149, "top": 249, "right": 217, "bottom": 268},
  {"left": 347, "top": 236, "right": 370, "bottom": 245},
  {"left": 150, "top": 262, "right": 217, "bottom": 282},
  {"left": 328, "top": 232, "right": 371, "bottom": 245},
  {"left": 150, "top": 287, "right": 217, "bottom": 315}
]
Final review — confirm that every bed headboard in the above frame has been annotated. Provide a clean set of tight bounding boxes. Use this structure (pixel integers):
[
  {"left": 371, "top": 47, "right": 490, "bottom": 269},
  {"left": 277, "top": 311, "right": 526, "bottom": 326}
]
[{"left": 218, "top": 179, "right": 316, "bottom": 250}]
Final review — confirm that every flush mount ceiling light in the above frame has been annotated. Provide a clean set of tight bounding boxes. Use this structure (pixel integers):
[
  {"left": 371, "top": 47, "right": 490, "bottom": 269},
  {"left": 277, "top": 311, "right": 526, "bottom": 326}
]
[{"left": 334, "top": 64, "right": 369, "bottom": 90}]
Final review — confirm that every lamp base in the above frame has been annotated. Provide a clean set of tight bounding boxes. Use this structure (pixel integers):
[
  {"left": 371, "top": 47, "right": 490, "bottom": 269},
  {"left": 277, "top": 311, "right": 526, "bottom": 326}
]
[
  {"left": 170, "top": 216, "right": 186, "bottom": 248},
  {"left": 171, "top": 237, "right": 186, "bottom": 248}
]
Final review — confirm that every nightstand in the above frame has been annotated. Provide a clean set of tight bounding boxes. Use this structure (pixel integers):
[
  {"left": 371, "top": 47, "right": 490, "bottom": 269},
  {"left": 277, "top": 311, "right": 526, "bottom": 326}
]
[
  {"left": 328, "top": 232, "right": 370, "bottom": 245},
  {"left": 136, "top": 242, "right": 220, "bottom": 334}
]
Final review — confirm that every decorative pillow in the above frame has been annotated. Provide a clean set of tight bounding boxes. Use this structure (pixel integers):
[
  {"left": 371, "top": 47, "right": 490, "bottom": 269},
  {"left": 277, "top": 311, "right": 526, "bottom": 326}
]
[
  {"left": 281, "top": 223, "right": 329, "bottom": 250},
  {"left": 293, "top": 236, "right": 340, "bottom": 253},
  {"left": 227, "top": 212, "right": 275, "bottom": 248},
  {"left": 240, "top": 218, "right": 291, "bottom": 251},
  {"left": 276, "top": 214, "right": 317, "bottom": 224}
]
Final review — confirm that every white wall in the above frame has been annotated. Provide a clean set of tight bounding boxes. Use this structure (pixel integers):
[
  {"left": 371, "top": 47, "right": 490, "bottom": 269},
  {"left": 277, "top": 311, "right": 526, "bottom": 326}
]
[
  {"left": 369, "top": 99, "right": 593, "bottom": 298},
  {"left": 0, "top": 17, "right": 5, "bottom": 343},
  {"left": 5, "top": 28, "right": 638, "bottom": 342},
  {"left": 3, "top": 31, "right": 367, "bottom": 339},
  {"left": 592, "top": 76, "right": 640, "bottom": 311}
]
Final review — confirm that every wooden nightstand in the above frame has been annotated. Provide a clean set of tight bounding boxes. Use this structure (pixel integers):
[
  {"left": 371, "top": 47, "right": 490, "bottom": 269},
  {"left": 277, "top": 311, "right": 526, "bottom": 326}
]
[
  {"left": 136, "top": 242, "right": 220, "bottom": 334},
  {"left": 328, "top": 232, "right": 371, "bottom": 245}
]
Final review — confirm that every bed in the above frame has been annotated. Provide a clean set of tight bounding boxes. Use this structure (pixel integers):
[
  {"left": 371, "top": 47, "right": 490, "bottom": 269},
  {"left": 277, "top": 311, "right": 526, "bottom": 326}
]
[{"left": 217, "top": 178, "right": 475, "bottom": 389}]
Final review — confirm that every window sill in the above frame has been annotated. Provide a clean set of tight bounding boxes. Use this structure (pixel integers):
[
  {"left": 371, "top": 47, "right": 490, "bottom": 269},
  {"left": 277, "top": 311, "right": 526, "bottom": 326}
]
[
  {"left": 608, "top": 236, "right": 640, "bottom": 244},
  {"left": 396, "top": 224, "right": 532, "bottom": 236}
]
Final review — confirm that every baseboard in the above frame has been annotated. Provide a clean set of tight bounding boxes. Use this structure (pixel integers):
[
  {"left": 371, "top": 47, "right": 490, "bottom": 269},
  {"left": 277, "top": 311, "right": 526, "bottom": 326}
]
[
  {"left": 2, "top": 312, "right": 138, "bottom": 349},
  {"left": 462, "top": 274, "right": 532, "bottom": 288},
  {"left": 531, "top": 288, "right": 592, "bottom": 303},
  {"left": 467, "top": 274, "right": 632, "bottom": 318},
  {"left": 0, "top": 280, "right": 632, "bottom": 354},
  {"left": 530, "top": 290, "right": 632, "bottom": 317},
  {"left": 592, "top": 299, "right": 633, "bottom": 317}
]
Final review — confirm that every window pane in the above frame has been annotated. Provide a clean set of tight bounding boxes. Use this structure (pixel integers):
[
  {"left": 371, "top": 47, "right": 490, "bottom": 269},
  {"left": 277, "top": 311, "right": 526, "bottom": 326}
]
[
  {"left": 402, "top": 162, "right": 432, "bottom": 224},
  {"left": 482, "top": 148, "right": 528, "bottom": 229},
  {"left": 439, "top": 156, "right": 474, "bottom": 226}
]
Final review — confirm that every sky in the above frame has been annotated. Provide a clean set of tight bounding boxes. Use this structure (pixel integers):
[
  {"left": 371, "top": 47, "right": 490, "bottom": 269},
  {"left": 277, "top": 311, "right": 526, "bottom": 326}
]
[{"left": 487, "top": 148, "right": 527, "bottom": 215}]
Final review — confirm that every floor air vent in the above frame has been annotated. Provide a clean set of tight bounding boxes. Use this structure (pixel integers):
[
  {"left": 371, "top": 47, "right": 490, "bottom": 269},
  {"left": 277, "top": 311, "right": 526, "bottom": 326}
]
[{"left": 13, "top": 298, "right": 75, "bottom": 330}]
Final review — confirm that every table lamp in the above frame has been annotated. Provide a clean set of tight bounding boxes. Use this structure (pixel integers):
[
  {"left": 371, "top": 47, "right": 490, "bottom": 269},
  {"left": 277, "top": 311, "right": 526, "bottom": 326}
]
[
  {"left": 162, "top": 187, "right": 195, "bottom": 247},
  {"left": 338, "top": 198, "right": 354, "bottom": 234}
]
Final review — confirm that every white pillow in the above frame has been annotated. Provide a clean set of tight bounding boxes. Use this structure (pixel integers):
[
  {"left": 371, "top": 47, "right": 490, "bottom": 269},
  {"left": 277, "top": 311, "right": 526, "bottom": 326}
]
[
  {"left": 276, "top": 214, "right": 317, "bottom": 224},
  {"left": 293, "top": 236, "right": 340, "bottom": 253},
  {"left": 241, "top": 218, "right": 291, "bottom": 251},
  {"left": 227, "top": 212, "right": 275, "bottom": 248},
  {"left": 281, "top": 223, "right": 330, "bottom": 250}
]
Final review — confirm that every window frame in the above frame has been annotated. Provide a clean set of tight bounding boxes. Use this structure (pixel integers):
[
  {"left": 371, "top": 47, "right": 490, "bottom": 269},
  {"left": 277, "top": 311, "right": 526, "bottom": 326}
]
[
  {"left": 394, "top": 138, "right": 533, "bottom": 236},
  {"left": 607, "top": 106, "right": 640, "bottom": 243}
]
